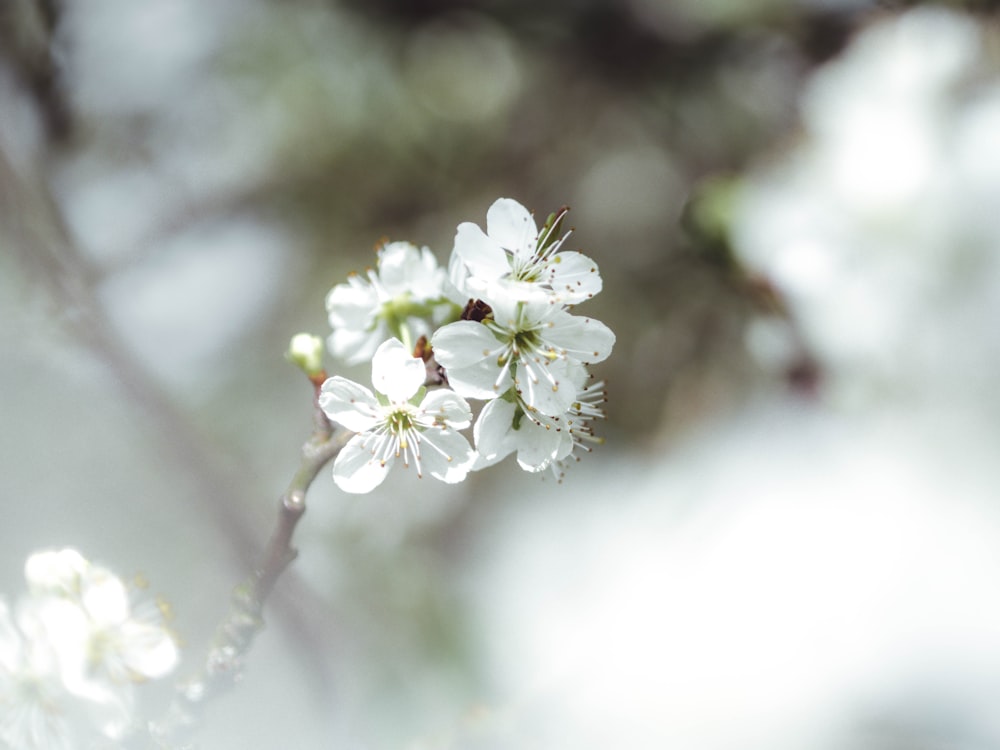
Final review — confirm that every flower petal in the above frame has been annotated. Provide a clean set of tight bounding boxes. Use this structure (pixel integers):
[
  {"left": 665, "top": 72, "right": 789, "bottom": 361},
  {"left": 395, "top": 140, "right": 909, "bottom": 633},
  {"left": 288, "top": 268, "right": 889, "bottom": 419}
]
[
  {"left": 378, "top": 242, "right": 444, "bottom": 299},
  {"left": 418, "top": 389, "right": 473, "bottom": 429},
  {"left": 24, "top": 549, "right": 88, "bottom": 596},
  {"left": 416, "top": 427, "right": 476, "bottom": 483},
  {"left": 472, "top": 397, "right": 517, "bottom": 469},
  {"left": 486, "top": 198, "right": 537, "bottom": 258},
  {"left": 325, "top": 278, "right": 378, "bottom": 329},
  {"left": 119, "top": 619, "right": 179, "bottom": 679},
  {"left": 371, "top": 338, "right": 425, "bottom": 403},
  {"left": 445, "top": 360, "right": 511, "bottom": 400},
  {"left": 318, "top": 377, "right": 381, "bottom": 433},
  {"left": 327, "top": 317, "right": 389, "bottom": 366},
  {"left": 513, "top": 417, "right": 564, "bottom": 472},
  {"left": 376, "top": 242, "right": 419, "bottom": 294},
  {"left": 333, "top": 434, "right": 393, "bottom": 494},
  {"left": 80, "top": 569, "right": 130, "bottom": 626},
  {"left": 542, "top": 311, "right": 616, "bottom": 364},
  {"left": 432, "top": 321, "right": 502, "bottom": 368},
  {"left": 515, "top": 356, "right": 578, "bottom": 416},
  {"left": 547, "top": 251, "right": 603, "bottom": 303},
  {"left": 453, "top": 222, "right": 510, "bottom": 280},
  {"left": 487, "top": 277, "right": 556, "bottom": 304}
]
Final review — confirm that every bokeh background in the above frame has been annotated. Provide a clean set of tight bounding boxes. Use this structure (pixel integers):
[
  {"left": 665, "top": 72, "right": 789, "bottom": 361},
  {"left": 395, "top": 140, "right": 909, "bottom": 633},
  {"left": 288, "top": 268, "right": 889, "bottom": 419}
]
[{"left": 4, "top": 0, "right": 1000, "bottom": 748}]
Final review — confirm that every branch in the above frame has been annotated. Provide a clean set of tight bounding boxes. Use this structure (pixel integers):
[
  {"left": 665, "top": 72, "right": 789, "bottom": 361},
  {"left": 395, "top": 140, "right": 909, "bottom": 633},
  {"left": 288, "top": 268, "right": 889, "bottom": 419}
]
[{"left": 148, "top": 377, "right": 346, "bottom": 748}]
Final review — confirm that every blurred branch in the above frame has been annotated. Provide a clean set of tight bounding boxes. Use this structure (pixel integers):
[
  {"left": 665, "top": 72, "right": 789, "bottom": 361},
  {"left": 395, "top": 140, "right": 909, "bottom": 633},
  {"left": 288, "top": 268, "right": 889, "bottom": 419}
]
[{"left": 0, "top": 0, "right": 72, "bottom": 141}]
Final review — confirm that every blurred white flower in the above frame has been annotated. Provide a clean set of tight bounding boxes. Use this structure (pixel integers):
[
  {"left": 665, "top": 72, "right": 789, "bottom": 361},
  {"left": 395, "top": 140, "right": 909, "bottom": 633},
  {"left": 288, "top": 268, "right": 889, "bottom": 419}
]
[
  {"left": 449, "top": 198, "right": 603, "bottom": 305},
  {"left": 319, "top": 338, "right": 476, "bottom": 493},
  {"left": 0, "top": 550, "right": 179, "bottom": 749},
  {"left": 326, "top": 241, "right": 455, "bottom": 364},
  {"left": 731, "top": 7, "right": 1000, "bottom": 406},
  {"left": 0, "top": 599, "right": 77, "bottom": 750}
]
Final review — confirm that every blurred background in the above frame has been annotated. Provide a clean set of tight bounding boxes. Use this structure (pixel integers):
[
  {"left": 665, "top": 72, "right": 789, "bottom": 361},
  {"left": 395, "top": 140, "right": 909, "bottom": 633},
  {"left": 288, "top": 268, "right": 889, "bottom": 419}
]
[{"left": 3, "top": 0, "right": 1000, "bottom": 747}]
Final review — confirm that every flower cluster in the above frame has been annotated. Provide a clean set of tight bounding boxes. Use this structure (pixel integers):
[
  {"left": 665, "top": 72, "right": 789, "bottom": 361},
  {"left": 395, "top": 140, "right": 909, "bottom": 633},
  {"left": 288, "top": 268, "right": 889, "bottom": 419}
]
[
  {"left": 320, "top": 198, "right": 614, "bottom": 493},
  {"left": 0, "top": 549, "right": 178, "bottom": 749}
]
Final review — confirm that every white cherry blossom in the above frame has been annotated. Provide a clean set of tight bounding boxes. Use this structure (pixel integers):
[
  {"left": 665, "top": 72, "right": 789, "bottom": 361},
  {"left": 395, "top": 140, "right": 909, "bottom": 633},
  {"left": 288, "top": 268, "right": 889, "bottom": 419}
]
[
  {"left": 431, "top": 297, "right": 615, "bottom": 417},
  {"left": 319, "top": 338, "right": 476, "bottom": 493},
  {"left": 326, "top": 241, "right": 455, "bottom": 365},
  {"left": 450, "top": 198, "right": 603, "bottom": 305}
]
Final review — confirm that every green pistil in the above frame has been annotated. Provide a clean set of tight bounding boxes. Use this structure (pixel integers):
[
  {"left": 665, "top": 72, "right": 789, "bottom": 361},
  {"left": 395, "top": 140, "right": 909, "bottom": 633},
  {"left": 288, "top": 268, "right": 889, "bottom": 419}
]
[
  {"left": 387, "top": 409, "right": 415, "bottom": 434},
  {"left": 511, "top": 403, "right": 527, "bottom": 430},
  {"left": 511, "top": 328, "right": 540, "bottom": 354}
]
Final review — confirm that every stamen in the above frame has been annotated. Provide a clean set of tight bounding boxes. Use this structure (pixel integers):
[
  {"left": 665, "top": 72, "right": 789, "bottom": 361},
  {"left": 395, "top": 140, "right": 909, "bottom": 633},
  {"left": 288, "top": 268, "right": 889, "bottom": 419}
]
[{"left": 409, "top": 428, "right": 423, "bottom": 477}]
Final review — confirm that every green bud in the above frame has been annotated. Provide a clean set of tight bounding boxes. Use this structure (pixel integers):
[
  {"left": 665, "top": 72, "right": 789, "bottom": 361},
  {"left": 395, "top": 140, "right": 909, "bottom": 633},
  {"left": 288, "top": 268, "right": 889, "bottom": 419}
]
[{"left": 286, "top": 333, "right": 325, "bottom": 376}]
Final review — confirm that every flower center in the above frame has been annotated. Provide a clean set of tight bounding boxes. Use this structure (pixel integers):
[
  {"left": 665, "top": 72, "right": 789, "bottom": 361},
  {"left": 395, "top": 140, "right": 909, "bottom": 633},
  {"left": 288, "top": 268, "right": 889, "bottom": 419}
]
[
  {"left": 511, "top": 328, "right": 540, "bottom": 355},
  {"left": 387, "top": 407, "right": 416, "bottom": 435}
]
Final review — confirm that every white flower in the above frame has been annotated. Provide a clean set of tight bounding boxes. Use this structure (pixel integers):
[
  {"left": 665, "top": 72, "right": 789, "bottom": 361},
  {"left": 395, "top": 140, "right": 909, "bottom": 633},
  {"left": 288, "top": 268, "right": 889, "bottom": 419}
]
[
  {"left": 0, "top": 550, "right": 179, "bottom": 749},
  {"left": 24, "top": 550, "right": 178, "bottom": 691},
  {"left": 319, "top": 338, "right": 477, "bottom": 493},
  {"left": 474, "top": 373, "right": 607, "bottom": 475},
  {"left": 431, "top": 297, "right": 615, "bottom": 417},
  {"left": 450, "top": 198, "right": 603, "bottom": 305},
  {"left": 326, "top": 241, "right": 455, "bottom": 365}
]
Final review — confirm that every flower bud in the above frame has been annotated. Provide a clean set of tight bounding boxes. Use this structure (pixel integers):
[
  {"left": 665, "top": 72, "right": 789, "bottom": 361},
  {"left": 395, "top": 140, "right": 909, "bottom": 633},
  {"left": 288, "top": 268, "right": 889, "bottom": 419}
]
[{"left": 286, "top": 333, "right": 325, "bottom": 376}]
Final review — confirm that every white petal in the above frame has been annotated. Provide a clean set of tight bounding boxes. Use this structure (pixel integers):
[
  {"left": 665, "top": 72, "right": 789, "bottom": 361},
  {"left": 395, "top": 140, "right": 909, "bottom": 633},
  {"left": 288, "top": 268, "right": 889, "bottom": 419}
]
[
  {"left": 416, "top": 427, "right": 476, "bottom": 483},
  {"left": 563, "top": 359, "right": 593, "bottom": 392},
  {"left": 318, "top": 377, "right": 382, "bottom": 433},
  {"left": 412, "top": 246, "right": 447, "bottom": 299},
  {"left": 453, "top": 222, "right": 510, "bottom": 280},
  {"left": 486, "top": 198, "right": 537, "bottom": 258},
  {"left": 513, "top": 418, "right": 564, "bottom": 472},
  {"left": 24, "top": 549, "right": 89, "bottom": 595},
  {"left": 378, "top": 242, "right": 422, "bottom": 297},
  {"left": 445, "top": 360, "right": 510, "bottom": 400},
  {"left": 473, "top": 397, "right": 517, "bottom": 468},
  {"left": 516, "top": 356, "right": 578, "bottom": 417},
  {"left": 0, "top": 600, "right": 20, "bottom": 669},
  {"left": 547, "top": 251, "right": 603, "bottom": 303},
  {"left": 542, "top": 311, "right": 616, "bottom": 364},
  {"left": 119, "top": 619, "right": 179, "bottom": 678},
  {"left": 371, "top": 338, "right": 425, "bottom": 402},
  {"left": 325, "top": 279, "right": 378, "bottom": 329},
  {"left": 483, "top": 294, "right": 525, "bottom": 327},
  {"left": 418, "top": 389, "right": 473, "bottom": 429},
  {"left": 432, "top": 321, "right": 502, "bottom": 368},
  {"left": 80, "top": 569, "right": 129, "bottom": 626},
  {"left": 333, "top": 434, "right": 393, "bottom": 494},
  {"left": 487, "top": 277, "right": 556, "bottom": 304},
  {"left": 327, "top": 325, "right": 385, "bottom": 366}
]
